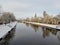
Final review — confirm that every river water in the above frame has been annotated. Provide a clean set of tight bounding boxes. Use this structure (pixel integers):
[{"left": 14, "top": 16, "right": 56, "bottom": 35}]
[{"left": 0, "top": 23, "right": 60, "bottom": 45}]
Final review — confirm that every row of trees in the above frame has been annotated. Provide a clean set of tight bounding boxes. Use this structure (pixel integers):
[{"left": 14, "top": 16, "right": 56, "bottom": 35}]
[
  {"left": 41, "top": 11, "right": 59, "bottom": 24},
  {"left": 0, "top": 12, "right": 16, "bottom": 24},
  {"left": 21, "top": 11, "right": 60, "bottom": 25}
]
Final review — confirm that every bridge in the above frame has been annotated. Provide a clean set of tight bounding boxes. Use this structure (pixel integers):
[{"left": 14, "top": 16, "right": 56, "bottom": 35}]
[
  {"left": 0, "top": 22, "right": 17, "bottom": 40},
  {"left": 23, "top": 21, "right": 60, "bottom": 30}
]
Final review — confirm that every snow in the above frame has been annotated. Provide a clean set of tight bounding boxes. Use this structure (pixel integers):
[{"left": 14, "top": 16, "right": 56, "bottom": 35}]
[
  {"left": 56, "top": 25, "right": 60, "bottom": 29},
  {"left": 0, "top": 22, "right": 17, "bottom": 39},
  {"left": 25, "top": 22, "right": 59, "bottom": 29}
]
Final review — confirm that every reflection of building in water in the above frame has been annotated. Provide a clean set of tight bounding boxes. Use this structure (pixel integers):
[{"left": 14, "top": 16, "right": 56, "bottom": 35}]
[
  {"left": 30, "top": 24, "right": 39, "bottom": 32},
  {"left": 42, "top": 28, "right": 57, "bottom": 38},
  {"left": 0, "top": 27, "right": 16, "bottom": 45}
]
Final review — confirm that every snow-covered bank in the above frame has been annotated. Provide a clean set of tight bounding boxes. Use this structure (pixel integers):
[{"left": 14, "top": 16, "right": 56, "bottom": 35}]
[
  {"left": 24, "top": 21, "right": 60, "bottom": 30},
  {"left": 0, "top": 22, "right": 17, "bottom": 39}
]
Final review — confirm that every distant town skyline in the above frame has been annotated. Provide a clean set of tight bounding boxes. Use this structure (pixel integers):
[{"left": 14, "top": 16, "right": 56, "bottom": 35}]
[{"left": 0, "top": 0, "right": 60, "bottom": 19}]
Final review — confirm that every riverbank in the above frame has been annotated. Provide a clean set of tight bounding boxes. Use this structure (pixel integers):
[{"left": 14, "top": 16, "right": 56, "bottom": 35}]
[
  {"left": 0, "top": 22, "right": 17, "bottom": 40},
  {"left": 23, "top": 21, "right": 59, "bottom": 29}
]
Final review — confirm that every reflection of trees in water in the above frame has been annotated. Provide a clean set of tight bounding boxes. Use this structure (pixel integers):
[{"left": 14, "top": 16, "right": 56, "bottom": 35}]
[
  {"left": 24, "top": 22, "right": 39, "bottom": 32},
  {"left": 57, "top": 36, "right": 60, "bottom": 41},
  {"left": 57, "top": 31, "right": 60, "bottom": 41},
  {"left": 42, "top": 28, "right": 50, "bottom": 38},
  {"left": 24, "top": 23, "right": 30, "bottom": 27},
  {"left": 30, "top": 24, "right": 39, "bottom": 32},
  {"left": 42, "top": 27, "right": 57, "bottom": 38},
  {"left": 0, "top": 27, "right": 16, "bottom": 45},
  {"left": 51, "top": 30, "right": 57, "bottom": 35}
]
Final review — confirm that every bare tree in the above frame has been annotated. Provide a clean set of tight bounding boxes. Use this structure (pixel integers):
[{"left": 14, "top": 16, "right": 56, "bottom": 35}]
[{"left": 2, "top": 12, "right": 16, "bottom": 24}]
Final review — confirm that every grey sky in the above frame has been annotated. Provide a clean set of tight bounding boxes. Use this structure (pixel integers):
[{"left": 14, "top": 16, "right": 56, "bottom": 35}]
[{"left": 0, "top": 0, "right": 60, "bottom": 19}]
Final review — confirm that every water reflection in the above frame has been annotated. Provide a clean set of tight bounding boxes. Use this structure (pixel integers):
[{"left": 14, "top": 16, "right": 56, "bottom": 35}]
[
  {"left": 26, "top": 24, "right": 59, "bottom": 38},
  {"left": 3, "top": 23, "right": 60, "bottom": 45},
  {"left": 42, "top": 28, "right": 57, "bottom": 38},
  {"left": 0, "top": 27, "right": 16, "bottom": 45},
  {"left": 24, "top": 23, "right": 30, "bottom": 27},
  {"left": 42, "top": 28, "right": 50, "bottom": 38},
  {"left": 24, "top": 22, "right": 40, "bottom": 32},
  {"left": 30, "top": 24, "right": 39, "bottom": 32}
]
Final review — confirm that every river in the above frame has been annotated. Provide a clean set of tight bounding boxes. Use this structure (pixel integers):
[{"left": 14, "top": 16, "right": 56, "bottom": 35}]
[{"left": 0, "top": 23, "right": 60, "bottom": 45}]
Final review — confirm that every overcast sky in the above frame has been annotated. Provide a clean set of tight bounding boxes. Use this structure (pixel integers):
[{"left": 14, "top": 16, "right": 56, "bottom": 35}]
[{"left": 0, "top": 0, "right": 60, "bottom": 19}]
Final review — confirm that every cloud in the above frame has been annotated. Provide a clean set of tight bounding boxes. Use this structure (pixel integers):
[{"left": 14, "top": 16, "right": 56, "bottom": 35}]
[
  {"left": 0, "top": 0, "right": 60, "bottom": 19},
  {"left": 0, "top": 0, "right": 31, "bottom": 12}
]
